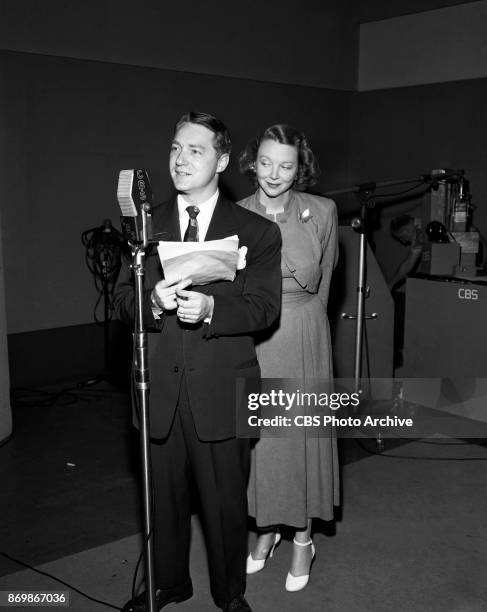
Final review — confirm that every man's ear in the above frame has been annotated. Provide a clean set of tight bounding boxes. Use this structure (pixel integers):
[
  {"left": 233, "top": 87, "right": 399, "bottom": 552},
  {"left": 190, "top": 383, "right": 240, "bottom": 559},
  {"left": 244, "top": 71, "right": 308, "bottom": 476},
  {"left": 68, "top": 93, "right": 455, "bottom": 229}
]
[{"left": 216, "top": 153, "right": 230, "bottom": 174}]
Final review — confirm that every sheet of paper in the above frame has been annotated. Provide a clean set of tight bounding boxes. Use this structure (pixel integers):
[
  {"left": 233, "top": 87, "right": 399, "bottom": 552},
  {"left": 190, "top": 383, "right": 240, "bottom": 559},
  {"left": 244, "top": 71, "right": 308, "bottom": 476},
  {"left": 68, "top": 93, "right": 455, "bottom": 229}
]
[{"left": 157, "top": 235, "right": 240, "bottom": 285}]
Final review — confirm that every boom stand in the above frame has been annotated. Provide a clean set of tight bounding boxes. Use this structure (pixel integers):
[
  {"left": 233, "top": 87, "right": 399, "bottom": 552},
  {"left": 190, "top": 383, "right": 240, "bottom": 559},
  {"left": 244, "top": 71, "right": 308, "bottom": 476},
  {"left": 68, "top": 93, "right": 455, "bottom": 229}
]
[
  {"left": 131, "top": 234, "right": 157, "bottom": 612},
  {"left": 326, "top": 175, "right": 438, "bottom": 450},
  {"left": 351, "top": 185, "right": 376, "bottom": 392},
  {"left": 352, "top": 186, "right": 385, "bottom": 451}
]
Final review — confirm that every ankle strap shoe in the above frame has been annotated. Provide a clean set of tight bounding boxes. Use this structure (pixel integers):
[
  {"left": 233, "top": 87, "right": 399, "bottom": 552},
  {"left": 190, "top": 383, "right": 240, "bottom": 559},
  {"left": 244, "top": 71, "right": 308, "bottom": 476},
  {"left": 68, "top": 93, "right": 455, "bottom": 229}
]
[{"left": 285, "top": 538, "right": 316, "bottom": 592}]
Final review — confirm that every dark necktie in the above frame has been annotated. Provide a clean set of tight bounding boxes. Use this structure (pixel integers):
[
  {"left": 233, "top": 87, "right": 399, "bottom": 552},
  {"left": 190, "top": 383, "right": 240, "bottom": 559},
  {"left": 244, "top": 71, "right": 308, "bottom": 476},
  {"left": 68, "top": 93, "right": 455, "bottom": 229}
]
[{"left": 183, "top": 205, "right": 200, "bottom": 242}]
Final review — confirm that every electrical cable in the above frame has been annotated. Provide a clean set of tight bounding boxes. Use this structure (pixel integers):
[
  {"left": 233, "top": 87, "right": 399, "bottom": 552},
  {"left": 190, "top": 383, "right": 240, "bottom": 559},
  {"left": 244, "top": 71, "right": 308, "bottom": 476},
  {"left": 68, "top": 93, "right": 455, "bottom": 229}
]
[
  {"left": 0, "top": 551, "right": 122, "bottom": 611},
  {"left": 81, "top": 222, "right": 125, "bottom": 325},
  {"left": 373, "top": 182, "right": 427, "bottom": 199},
  {"left": 10, "top": 385, "right": 127, "bottom": 409},
  {"left": 363, "top": 310, "right": 372, "bottom": 380},
  {"left": 6, "top": 377, "right": 142, "bottom": 608},
  {"left": 11, "top": 387, "right": 80, "bottom": 409},
  {"left": 414, "top": 439, "right": 473, "bottom": 446},
  {"left": 130, "top": 545, "right": 144, "bottom": 605},
  {"left": 355, "top": 437, "right": 487, "bottom": 460}
]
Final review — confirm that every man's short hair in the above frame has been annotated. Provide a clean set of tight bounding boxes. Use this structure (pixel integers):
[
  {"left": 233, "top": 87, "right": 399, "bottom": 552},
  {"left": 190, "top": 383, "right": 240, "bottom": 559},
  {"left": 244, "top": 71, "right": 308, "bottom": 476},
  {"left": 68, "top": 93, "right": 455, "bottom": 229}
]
[
  {"left": 174, "top": 111, "right": 232, "bottom": 157},
  {"left": 390, "top": 214, "right": 414, "bottom": 236}
]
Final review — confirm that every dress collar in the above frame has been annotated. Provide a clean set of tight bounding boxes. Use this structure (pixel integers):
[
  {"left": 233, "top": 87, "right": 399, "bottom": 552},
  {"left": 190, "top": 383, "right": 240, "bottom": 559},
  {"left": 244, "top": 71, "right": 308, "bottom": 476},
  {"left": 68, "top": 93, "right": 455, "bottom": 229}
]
[{"left": 254, "top": 190, "right": 295, "bottom": 223}]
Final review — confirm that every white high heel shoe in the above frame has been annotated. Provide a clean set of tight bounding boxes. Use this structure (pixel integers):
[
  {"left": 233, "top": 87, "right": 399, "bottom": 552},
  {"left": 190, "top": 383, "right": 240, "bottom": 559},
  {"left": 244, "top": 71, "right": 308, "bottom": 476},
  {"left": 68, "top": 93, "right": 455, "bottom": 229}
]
[
  {"left": 246, "top": 532, "right": 281, "bottom": 574},
  {"left": 285, "top": 538, "right": 316, "bottom": 592}
]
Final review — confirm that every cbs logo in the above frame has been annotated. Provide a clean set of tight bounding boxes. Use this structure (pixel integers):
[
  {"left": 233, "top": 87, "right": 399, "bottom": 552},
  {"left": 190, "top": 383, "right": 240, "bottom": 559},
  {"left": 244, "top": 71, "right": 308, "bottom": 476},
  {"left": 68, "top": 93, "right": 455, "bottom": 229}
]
[{"left": 458, "top": 288, "right": 479, "bottom": 300}]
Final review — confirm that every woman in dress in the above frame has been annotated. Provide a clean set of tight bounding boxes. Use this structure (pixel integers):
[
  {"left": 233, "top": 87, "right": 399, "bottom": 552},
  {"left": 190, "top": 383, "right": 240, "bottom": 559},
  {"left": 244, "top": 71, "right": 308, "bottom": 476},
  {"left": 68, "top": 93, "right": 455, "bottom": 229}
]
[{"left": 238, "top": 124, "right": 339, "bottom": 591}]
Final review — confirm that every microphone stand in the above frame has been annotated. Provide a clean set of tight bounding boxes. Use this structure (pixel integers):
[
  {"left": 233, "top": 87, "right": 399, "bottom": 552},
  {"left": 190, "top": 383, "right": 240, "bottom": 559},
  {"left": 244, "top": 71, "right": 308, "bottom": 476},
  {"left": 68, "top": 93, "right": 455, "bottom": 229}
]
[{"left": 128, "top": 210, "right": 157, "bottom": 612}]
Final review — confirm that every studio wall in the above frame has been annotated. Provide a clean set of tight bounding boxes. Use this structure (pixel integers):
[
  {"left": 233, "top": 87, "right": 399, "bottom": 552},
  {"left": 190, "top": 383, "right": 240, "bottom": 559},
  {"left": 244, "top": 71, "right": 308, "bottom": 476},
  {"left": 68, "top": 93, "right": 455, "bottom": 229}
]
[
  {"left": 0, "top": 59, "right": 12, "bottom": 434},
  {"left": 1, "top": 50, "right": 351, "bottom": 384},
  {"left": 0, "top": 208, "right": 11, "bottom": 441},
  {"left": 349, "top": 78, "right": 487, "bottom": 281},
  {"left": 3, "top": 0, "right": 484, "bottom": 386},
  {"left": 350, "top": 0, "right": 487, "bottom": 283},
  {"left": 1, "top": 51, "right": 351, "bottom": 335},
  {"left": 358, "top": 1, "right": 487, "bottom": 90},
  {"left": 353, "top": 0, "right": 476, "bottom": 23},
  {"left": 1, "top": 0, "right": 357, "bottom": 91}
]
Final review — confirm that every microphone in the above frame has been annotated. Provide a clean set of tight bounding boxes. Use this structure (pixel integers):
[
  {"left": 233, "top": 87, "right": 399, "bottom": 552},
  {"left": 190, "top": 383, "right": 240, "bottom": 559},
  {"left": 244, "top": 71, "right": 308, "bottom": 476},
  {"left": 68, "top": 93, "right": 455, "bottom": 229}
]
[{"left": 117, "top": 169, "right": 154, "bottom": 245}]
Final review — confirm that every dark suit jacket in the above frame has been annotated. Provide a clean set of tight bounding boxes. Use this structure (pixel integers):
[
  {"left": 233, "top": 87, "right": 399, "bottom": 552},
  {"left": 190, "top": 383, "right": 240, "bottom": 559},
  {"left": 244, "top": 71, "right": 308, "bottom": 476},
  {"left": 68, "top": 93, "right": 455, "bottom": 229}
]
[{"left": 114, "top": 194, "right": 282, "bottom": 441}]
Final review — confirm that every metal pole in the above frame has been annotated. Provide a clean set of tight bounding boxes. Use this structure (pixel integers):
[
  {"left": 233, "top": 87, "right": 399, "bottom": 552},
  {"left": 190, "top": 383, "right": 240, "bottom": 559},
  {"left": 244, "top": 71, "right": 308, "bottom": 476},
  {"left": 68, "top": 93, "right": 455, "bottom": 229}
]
[
  {"left": 350, "top": 191, "right": 372, "bottom": 395},
  {"left": 133, "top": 243, "right": 157, "bottom": 612},
  {"left": 354, "top": 229, "right": 366, "bottom": 390},
  {"left": 352, "top": 192, "right": 384, "bottom": 450},
  {"left": 324, "top": 171, "right": 463, "bottom": 198},
  {"left": 102, "top": 256, "right": 110, "bottom": 375}
]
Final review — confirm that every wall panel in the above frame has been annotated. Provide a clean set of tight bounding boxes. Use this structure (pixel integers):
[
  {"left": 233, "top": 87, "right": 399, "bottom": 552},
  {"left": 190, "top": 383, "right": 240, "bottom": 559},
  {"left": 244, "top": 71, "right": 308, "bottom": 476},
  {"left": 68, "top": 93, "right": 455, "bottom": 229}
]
[
  {"left": 1, "top": 0, "right": 356, "bottom": 90},
  {"left": 1, "top": 51, "right": 351, "bottom": 335},
  {"left": 359, "top": 1, "right": 487, "bottom": 90},
  {"left": 349, "top": 78, "right": 487, "bottom": 282}
]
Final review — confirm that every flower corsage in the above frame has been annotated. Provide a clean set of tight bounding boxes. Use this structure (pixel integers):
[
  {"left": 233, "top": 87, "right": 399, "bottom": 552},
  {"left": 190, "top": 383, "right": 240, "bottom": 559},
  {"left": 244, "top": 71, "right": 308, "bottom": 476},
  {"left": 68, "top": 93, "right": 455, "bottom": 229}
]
[{"left": 299, "top": 208, "right": 312, "bottom": 223}]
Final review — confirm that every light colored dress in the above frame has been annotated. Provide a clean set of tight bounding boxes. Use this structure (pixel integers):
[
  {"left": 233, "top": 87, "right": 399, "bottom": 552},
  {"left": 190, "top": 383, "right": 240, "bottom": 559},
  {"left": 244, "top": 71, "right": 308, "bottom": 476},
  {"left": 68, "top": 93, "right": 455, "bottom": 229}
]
[{"left": 238, "top": 190, "right": 340, "bottom": 527}]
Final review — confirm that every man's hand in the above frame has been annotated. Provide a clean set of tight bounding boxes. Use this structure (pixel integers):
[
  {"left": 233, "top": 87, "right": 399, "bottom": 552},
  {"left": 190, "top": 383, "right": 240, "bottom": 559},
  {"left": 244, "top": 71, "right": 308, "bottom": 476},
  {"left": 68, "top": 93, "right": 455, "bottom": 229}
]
[
  {"left": 152, "top": 278, "right": 192, "bottom": 311},
  {"left": 176, "top": 285, "right": 214, "bottom": 324}
]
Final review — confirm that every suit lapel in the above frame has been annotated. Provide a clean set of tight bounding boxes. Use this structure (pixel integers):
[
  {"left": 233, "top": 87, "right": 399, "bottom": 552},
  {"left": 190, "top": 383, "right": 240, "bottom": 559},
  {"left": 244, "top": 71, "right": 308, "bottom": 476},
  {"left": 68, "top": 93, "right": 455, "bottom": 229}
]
[
  {"left": 152, "top": 197, "right": 181, "bottom": 242},
  {"left": 205, "top": 195, "right": 239, "bottom": 241}
]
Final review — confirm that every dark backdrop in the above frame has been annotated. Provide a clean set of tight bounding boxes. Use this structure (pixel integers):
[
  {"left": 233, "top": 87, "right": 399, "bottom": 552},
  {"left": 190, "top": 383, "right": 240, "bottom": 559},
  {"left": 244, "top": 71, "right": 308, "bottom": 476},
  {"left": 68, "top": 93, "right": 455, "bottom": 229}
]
[
  {"left": 2, "top": 51, "right": 351, "bottom": 385},
  {"left": 349, "top": 78, "right": 487, "bottom": 281}
]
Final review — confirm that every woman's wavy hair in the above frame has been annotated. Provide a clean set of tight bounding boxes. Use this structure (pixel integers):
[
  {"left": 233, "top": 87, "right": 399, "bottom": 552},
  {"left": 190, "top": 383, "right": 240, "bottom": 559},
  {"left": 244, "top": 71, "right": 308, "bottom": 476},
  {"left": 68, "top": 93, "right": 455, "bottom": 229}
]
[{"left": 238, "top": 124, "right": 320, "bottom": 191}]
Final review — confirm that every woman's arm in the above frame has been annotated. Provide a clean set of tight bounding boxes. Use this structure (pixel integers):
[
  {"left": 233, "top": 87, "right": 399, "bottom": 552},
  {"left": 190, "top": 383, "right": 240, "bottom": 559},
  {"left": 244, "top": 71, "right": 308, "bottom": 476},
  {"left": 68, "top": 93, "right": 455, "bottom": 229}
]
[{"left": 317, "top": 200, "right": 339, "bottom": 308}]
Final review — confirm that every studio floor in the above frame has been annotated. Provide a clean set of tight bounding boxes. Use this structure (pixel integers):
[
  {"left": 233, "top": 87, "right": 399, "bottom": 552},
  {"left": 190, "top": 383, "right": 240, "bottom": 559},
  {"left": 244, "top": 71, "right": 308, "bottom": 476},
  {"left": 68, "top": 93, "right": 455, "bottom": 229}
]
[{"left": 1, "top": 382, "right": 486, "bottom": 611}]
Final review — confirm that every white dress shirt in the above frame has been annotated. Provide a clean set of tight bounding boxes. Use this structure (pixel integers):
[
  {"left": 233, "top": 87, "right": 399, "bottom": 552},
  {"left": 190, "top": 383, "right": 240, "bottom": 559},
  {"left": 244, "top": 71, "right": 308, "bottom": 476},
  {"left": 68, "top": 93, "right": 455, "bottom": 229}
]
[
  {"left": 152, "top": 190, "right": 219, "bottom": 321},
  {"left": 177, "top": 189, "right": 219, "bottom": 241}
]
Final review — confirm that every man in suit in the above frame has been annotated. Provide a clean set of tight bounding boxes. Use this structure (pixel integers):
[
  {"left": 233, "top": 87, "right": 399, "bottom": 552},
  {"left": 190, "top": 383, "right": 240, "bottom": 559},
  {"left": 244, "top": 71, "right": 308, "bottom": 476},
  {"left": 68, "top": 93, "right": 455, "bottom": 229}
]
[{"left": 115, "top": 112, "right": 282, "bottom": 612}]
